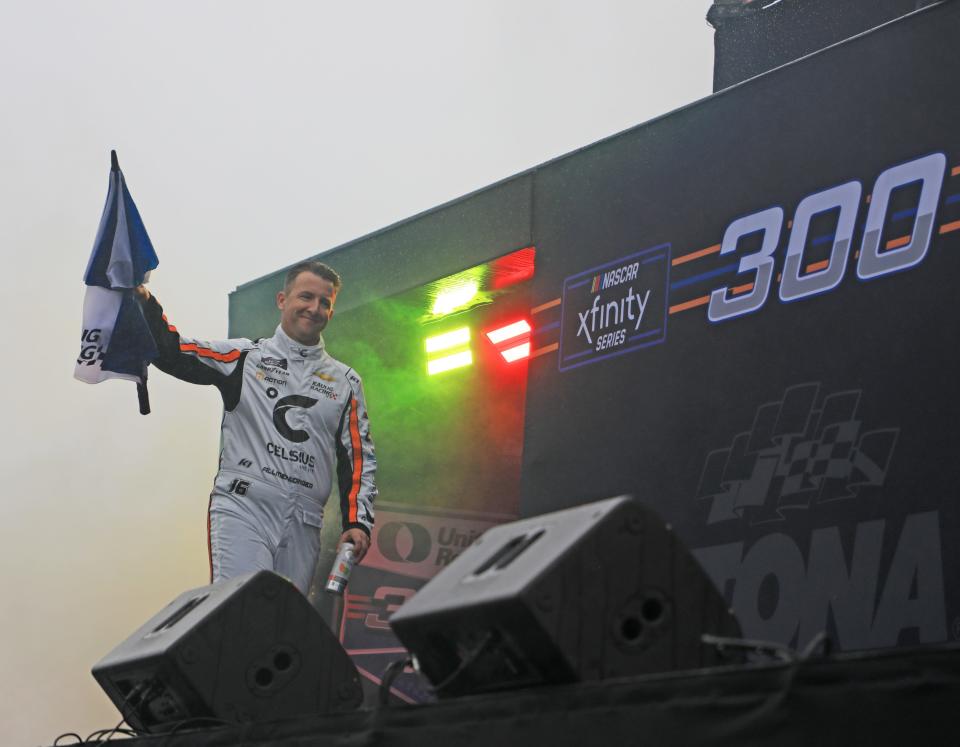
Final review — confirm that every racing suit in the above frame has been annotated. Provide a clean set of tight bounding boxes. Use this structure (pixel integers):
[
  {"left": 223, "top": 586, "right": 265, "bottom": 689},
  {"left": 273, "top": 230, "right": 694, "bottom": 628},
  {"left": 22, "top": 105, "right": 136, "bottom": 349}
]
[{"left": 141, "top": 294, "right": 376, "bottom": 594}]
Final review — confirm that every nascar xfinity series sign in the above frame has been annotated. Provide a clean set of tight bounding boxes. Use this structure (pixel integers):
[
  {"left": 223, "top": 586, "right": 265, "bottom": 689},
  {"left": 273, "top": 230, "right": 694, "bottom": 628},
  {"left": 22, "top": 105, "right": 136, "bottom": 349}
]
[{"left": 559, "top": 245, "right": 670, "bottom": 370}]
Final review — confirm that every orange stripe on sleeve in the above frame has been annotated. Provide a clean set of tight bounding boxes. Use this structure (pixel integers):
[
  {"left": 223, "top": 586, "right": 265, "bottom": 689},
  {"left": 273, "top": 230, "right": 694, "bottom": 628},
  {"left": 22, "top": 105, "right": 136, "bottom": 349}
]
[
  {"left": 206, "top": 495, "right": 213, "bottom": 583},
  {"left": 179, "top": 343, "right": 241, "bottom": 362},
  {"left": 347, "top": 397, "right": 363, "bottom": 523},
  {"left": 161, "top": 314, "right": 179, "bottom": 333}
]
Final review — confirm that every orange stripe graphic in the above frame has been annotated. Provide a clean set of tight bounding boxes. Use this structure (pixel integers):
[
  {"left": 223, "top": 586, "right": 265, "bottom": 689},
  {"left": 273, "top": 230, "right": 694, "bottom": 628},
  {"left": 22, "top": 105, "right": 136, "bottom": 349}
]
[
  {"left": 940, "top": 220, "right": 960, "bottom": 234},
  {"left": 180, "top": 343, "right": 241, "bottom": 362},
  {"left": 669, "top": 295, "right": 709, "bottom": 314},
  {"left": 885, "top": 234, "right": 911, "bottom": 250},
  {"left": 672, "top": 244, "right": 721, "bottom": 266},
  {"left": 347, "top": 397, "right": 362, "bottom": 523},
  {"left": 806, "top": 259, "right": 830, "bottom": 273},
  {"left": 531, "top": 298, "right": 561, "bottom": 314},
  {"left": 531, "top": 342, "right": 559, "bottom": 358},
  {"left": 668, "top": 283, "right": 752, "bottom": 316}
]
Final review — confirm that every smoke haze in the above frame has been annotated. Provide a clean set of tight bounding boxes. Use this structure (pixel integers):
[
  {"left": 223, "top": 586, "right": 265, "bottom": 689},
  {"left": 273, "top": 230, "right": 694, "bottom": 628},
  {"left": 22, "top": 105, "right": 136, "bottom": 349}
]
[{"left": 0, "top": 2, "right": 712, "bottom": 743}]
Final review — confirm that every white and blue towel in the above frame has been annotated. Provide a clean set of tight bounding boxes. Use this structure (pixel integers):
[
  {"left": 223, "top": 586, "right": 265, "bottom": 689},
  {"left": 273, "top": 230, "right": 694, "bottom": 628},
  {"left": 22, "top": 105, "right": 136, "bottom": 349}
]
[{"left": 75, "top": 151, "right": 159, "bottom": 413}]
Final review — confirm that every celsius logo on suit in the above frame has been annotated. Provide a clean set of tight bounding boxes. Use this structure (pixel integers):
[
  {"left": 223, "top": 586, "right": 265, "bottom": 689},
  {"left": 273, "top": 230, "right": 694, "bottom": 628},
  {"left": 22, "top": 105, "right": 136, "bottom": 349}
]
[{"left": 272, "top": 395, "right": 319, "bottom": 443}]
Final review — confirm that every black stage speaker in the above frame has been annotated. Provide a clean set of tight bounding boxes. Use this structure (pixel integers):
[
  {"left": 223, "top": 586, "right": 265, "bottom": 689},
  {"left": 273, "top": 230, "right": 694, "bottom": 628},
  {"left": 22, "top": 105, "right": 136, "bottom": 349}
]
[
  {"left": 390, "top": 496, "right": 741, "bottom": 697},
  {"left": 92, "top": 571, "right": 363, "bottom": 732}
]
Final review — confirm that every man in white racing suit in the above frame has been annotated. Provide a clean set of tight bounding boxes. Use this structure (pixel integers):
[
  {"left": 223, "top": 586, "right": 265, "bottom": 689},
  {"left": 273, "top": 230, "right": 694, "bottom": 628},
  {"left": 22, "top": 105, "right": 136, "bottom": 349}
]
[{"left": 137, "top": 261, "right": 376, "bottom": 594}]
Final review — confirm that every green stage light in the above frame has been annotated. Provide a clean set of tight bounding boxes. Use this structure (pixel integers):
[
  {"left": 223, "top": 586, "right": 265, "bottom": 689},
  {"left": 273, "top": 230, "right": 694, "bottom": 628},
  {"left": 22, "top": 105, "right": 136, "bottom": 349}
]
[
  {"left": 431, "top": 281, "right": 479, "bottom": 316},
  {"left": 427, "top": 350, "right": 473, "bottom": 376},
  {"left": 425, "top": 327, "right": 471, "bottom": 354}
]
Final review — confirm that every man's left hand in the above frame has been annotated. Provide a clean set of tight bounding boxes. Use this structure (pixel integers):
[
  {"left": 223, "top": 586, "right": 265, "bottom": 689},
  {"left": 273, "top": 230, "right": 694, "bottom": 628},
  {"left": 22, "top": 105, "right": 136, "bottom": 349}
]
[{"left": 338, "top": 528, "right": 370, "bottom": 563}]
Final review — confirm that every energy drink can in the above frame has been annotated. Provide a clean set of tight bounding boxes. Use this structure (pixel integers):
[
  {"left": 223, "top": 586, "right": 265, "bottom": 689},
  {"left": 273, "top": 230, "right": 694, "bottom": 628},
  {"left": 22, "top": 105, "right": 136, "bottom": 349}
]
[{"left": 325, "top": 542, "right": 356, "bottom": 595}]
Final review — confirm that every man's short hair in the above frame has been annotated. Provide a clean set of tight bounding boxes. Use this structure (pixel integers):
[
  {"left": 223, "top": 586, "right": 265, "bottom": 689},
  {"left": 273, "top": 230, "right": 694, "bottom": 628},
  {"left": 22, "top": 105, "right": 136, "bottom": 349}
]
[{"left": 284, "top": 260, "right": 342, "bottom": 293}]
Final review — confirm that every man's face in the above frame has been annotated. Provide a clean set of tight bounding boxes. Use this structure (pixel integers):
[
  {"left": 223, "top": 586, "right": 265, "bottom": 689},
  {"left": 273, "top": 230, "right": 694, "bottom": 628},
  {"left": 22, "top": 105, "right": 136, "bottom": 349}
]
[{"left": 277, "top": 272, "right": 337, "bottom": 346}]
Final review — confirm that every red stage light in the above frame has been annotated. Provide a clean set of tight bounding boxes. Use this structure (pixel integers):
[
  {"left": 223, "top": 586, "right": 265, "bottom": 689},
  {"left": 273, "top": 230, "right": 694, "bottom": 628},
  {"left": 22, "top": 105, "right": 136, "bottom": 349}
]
[
  {"left": 490, "top": 247, "right": 536, "bottom": 290},
  {"left": 501, "top": 342, "right": 531, "bottom": 362},
  {"left": 486, "top": 320, "right": 531, "bottom": 345},
  {"left": 485, "top": 319, "right": 532, "bottom": 363}
]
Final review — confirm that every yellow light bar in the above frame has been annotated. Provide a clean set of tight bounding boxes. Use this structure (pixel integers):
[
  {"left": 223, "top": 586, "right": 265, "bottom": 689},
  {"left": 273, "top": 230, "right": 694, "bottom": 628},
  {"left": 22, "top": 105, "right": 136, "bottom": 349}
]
[
  {"left": 425, "top": 327, "right": 471, "bottom": 354},
  {"left": 500, "top": 342, "right": 531, "bottom": 363},
  {"left": 486, "top": 319, "right": 531, "bottom": 345},
  {"left": 427, "top": 350, "right": 473, "bottom": 375},
  {"left": 432, "top": 281, "right": 479, "bottom": 316}
]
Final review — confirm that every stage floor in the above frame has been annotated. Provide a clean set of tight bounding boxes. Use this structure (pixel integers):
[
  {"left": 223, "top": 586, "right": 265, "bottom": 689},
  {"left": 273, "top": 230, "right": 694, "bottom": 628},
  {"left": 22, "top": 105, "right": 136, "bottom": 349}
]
[{"left": 74, "top": 643, "right": 960, "bottom": 746}]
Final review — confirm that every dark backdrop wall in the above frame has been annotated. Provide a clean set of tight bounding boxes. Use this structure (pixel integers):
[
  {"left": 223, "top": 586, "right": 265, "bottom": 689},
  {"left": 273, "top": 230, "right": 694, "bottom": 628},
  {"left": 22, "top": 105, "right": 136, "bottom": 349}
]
[
  {"left": 230, "top": 3, "right": 959, "bottom": 692},
  {"left": 708, "top": 0, "right": 937, "bottom": 91}
]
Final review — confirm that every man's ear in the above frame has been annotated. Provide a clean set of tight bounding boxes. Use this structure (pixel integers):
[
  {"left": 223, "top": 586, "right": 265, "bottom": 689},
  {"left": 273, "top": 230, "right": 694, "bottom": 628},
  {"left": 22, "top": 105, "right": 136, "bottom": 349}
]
[{"left": 276, "top": 290, "right": 285, "bottom": 310}]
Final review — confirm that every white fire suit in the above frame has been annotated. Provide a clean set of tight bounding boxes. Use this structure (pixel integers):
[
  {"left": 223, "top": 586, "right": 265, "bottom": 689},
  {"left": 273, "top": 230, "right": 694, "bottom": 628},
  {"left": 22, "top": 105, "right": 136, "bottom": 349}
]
[{"left": 142, "top": 294, "right": 376, "bottom": 593}]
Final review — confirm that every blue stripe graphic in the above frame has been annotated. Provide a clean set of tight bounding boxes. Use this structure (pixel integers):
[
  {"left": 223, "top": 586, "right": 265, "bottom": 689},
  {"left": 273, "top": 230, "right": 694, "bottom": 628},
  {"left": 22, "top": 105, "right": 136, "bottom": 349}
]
[
  {"left": 891, "top": 207, "right": 918, "bottom": 222},
  {"left": 670, "top": 263, "right": 739, "bottom": 291}
]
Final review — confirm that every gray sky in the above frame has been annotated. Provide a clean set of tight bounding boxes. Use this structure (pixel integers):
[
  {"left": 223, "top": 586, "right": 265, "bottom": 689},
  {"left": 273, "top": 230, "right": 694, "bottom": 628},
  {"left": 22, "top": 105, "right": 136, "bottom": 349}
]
[{"left": 0, "top": 2, "right": 712, "bottom": 742}]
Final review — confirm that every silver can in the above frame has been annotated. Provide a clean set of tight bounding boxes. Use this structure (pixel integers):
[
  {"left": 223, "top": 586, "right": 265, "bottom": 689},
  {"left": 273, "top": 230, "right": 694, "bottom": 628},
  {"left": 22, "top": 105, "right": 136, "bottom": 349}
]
[{"left": 325, "top": 542, "right": 356, "bottom": 595}]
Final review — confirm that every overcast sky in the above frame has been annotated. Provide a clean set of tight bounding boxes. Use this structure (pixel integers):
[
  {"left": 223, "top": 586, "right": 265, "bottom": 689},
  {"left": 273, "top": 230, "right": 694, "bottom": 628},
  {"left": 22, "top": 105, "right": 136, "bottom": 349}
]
[{"left": 0, "top": 2, "right": 713, "bottom": 743}]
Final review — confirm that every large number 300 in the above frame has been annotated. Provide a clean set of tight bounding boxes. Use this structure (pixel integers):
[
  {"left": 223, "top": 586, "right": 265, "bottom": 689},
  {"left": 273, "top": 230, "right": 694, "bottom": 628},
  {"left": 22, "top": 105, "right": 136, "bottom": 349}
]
[{"left": 707, "top": 152, "right": 946, "bottom": 322}]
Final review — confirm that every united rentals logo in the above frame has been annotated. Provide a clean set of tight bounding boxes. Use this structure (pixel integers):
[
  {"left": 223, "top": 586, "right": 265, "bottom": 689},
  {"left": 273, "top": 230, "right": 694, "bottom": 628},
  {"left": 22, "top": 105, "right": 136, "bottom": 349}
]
[
  {"left": 696, "top": 383, "right": 899, "bottom": 526},
  {"left": 559, "top": 244, "right": 670, "bottom": 371}
]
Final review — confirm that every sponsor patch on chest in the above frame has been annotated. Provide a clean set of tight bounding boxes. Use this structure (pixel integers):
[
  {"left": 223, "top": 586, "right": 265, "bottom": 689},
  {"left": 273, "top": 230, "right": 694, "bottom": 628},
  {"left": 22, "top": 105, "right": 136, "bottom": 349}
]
[{"left": 310, "top": 379, "right": 339, "bottom": 399}]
